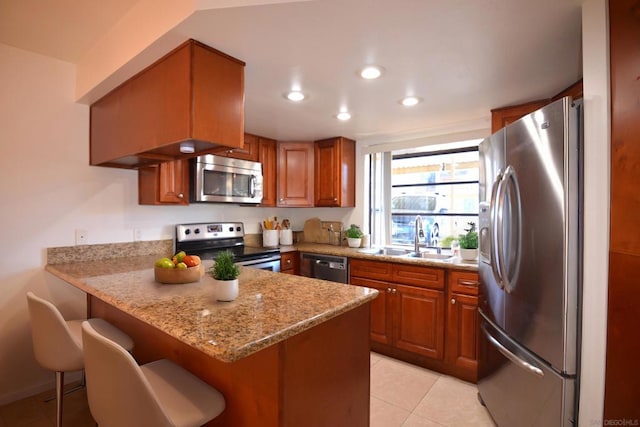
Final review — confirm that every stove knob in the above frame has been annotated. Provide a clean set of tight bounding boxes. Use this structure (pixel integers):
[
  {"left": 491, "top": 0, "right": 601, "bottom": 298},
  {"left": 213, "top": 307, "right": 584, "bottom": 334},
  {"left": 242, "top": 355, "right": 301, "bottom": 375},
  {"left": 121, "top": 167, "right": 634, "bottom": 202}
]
[
  {"left": 184, "top": 229, "right": 191, "bottom": 235},
  {"left": 194, "top": 228, "right": 201, "bottom": 234},
  {"left": 229, "top": 227, "right": 234, "bottom": 232},
  {"left": 236, "top": 226, "right": 241, "bottom": 231}
]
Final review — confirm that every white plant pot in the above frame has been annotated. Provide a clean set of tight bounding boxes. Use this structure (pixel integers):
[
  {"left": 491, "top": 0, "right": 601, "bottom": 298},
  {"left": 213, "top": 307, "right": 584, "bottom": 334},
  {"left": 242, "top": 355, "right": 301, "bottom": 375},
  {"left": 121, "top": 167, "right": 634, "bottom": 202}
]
[
  {"left": 460, "top": 248, "right": 478, "bottom": 261},
  {"left": 213, "top": 278, "right": 239, "bottom": 302},
  {"left": 347, "top": 237, "right": 362, "bottom": 248}
]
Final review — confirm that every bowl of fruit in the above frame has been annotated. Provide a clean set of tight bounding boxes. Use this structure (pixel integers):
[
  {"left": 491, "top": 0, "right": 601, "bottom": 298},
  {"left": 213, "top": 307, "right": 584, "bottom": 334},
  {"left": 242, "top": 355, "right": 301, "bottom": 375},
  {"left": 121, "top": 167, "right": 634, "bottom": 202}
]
[{"left": 154, "top": 251, "right": 204, "bottom": 284}]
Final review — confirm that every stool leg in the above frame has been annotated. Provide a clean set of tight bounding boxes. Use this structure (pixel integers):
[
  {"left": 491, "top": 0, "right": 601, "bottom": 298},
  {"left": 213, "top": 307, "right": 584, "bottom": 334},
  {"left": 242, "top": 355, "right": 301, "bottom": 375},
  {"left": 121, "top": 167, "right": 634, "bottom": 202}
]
[{"left": 55, "top": 371, "right": 63, "bottom": 427}]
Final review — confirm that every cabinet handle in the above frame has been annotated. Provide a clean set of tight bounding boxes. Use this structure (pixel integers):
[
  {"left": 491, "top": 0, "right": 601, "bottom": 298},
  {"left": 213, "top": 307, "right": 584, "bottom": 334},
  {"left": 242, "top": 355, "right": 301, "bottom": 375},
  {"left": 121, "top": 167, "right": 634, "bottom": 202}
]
[
  {"left": 386, "top": 287, "right": 392, "bottom": 293},
  {"left": 451, "top": 298, "right": 456, "bottom": 304},
  {"left": 459, "top": 280, "right": 478, "bottom": 286},
  {"left": 334, "top": 198, "right": 338, "bottom": 202},
  {"left": 286, "top": 259, "right": 291, "bottom": 265},
  {"left": 392, "top": 288, "right": 397, "bottom": 294},
  {"left": 177, "top": 193, "right": 184, "bottom": 198}
]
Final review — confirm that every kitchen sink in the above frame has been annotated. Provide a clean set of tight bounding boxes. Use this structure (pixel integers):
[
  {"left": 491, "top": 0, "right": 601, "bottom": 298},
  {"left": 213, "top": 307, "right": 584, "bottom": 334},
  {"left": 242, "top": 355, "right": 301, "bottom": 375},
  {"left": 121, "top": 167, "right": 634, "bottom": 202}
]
[
  {"left": 403, "top": 252, "right": 454, "bottom": 260},
  {"left": 358, "top": 247, "right": 411, "bottom": 256}
]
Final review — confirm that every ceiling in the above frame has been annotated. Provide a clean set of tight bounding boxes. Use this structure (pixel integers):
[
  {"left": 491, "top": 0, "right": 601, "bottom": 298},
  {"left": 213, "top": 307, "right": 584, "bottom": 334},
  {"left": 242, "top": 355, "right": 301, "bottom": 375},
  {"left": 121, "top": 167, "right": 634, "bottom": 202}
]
[{"left": 0, "top": 0, "right": 584, "bottom": 144}]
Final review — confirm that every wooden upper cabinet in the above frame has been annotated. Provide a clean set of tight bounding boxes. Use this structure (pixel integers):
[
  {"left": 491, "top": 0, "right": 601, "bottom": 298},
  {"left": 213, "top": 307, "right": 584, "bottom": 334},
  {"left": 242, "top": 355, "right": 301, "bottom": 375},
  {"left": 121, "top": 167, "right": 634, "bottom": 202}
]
[
  {"left": 314, "top": 137, "right": 356, "bottom": 207},
  {"left": 490, "top": 99, "right": 548, "bottom": 133},
  {"left": 551, "top": 80, "right": 583, "bottom": 102},
  {"left": 138, "top": 159, "right": 189, "bottom": 205},
  {"left": 90, "top": 39, "right": 245, "bottom": 168},
  {"left": 211, "top": 133, "right": 259, "bottom": 161},
  {"left": 258, "top": 137, "right": 277, "bottom": 207},
  {"left": 491, "top": 79, "right": 583, "bottom": 133},
  {"left": 277, "top": 141, "right": 314, "bottom": 207}
]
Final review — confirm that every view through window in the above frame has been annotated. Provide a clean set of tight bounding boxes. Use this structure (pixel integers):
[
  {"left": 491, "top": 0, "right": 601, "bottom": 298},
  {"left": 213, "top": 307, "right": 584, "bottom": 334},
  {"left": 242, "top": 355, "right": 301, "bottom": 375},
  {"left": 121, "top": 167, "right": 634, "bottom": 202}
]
[{"left": 368, "top": 141, "right": 480, "bottom": 248}]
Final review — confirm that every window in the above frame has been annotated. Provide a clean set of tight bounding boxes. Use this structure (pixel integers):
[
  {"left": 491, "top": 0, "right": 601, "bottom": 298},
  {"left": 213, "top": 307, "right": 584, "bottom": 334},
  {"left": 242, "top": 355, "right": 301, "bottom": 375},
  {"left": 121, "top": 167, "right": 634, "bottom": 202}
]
[{"left": 367, "top": 141, "right": 480, "bottom": 248}]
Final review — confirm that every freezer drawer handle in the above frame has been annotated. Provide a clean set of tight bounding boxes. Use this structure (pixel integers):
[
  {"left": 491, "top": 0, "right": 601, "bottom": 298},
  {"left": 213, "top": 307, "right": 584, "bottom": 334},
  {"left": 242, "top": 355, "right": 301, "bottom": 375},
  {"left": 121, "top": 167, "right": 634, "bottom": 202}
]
[{"left": 482, "top": 324, "right": 544, "bottom": 378}]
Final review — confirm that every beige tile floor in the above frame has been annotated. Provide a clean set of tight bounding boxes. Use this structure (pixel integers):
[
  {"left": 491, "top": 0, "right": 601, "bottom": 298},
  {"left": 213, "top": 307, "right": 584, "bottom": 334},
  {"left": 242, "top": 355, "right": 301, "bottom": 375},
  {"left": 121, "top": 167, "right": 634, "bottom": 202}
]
[
  {"left": 0, "top": 352, "right": 495, "bottom": 426},
  {"left": 370, "top": 352, "right": 496, "bottom": 427}
]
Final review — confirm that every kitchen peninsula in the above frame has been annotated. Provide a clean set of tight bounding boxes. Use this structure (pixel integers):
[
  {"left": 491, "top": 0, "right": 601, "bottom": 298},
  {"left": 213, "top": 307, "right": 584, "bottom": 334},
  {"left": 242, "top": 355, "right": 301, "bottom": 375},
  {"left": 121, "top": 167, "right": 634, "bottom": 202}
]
[{"left": 46, "top": 249, "right": 377, "bottom": 427}]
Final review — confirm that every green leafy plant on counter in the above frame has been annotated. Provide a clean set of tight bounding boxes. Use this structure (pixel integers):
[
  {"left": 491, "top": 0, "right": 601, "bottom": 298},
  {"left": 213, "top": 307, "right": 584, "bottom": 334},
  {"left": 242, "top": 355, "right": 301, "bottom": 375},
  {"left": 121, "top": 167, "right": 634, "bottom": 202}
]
[
  {"left": 458, "top": 222, "right": 478, "bottom": 249},
  {"left": 345, "top": 224, "right": 364, "bottom": 239},
  {"left": 440, "top": 235, "right": 457, "bottom": 249},
  {"left": 209, "top": 250, "right": 240, "bottom": 281}
]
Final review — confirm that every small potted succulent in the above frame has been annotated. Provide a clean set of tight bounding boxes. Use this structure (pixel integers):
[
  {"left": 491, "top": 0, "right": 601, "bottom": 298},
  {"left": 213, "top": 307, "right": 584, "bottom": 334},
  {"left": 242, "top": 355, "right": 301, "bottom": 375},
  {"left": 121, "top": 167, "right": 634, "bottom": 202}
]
[
  {"left": 458, "top": 222, "right": 479, "bottom": 261},
  {"left": 209, "top": 250, "right": 240, "bottom": 301},
  {"left": 345, "top": 224, "right": 364, "bottom": 248}
]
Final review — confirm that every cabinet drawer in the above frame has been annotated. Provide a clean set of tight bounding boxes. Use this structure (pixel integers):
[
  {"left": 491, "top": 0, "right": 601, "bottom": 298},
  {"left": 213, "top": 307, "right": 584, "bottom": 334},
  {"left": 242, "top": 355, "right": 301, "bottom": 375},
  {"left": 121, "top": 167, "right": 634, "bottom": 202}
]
[
  {"left": 350, "top": 259, "right": 392, "bottom": 281},
  {"left": 280, "top": 251, "right": 298, "bottom": 273},
  {"left": 392, "top": 264, "right": 444, "bottom": 290},
  {"left": 449, "top": 271, "right": 479, "bottom": 296}
]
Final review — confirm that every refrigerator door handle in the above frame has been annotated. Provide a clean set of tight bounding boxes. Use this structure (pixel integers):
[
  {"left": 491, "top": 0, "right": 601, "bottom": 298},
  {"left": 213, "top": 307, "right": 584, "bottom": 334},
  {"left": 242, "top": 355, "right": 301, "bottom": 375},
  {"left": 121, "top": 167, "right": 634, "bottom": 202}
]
[
  {"left": 489, "top": 169, "right": 504, "bottom": 288},
  {"left": 500, "top": 165, "right": 523, "bottom": 294},
  {"left": 482, "top": 323, "right": 545, "bottom": 378}
]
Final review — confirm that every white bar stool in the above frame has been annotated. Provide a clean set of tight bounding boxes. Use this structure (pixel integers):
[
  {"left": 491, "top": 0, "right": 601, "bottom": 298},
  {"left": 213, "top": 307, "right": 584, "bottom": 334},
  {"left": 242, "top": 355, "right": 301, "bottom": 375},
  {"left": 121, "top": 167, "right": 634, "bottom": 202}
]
[
  {"left": 81, "top": 321, "right": 225, "bottom": 427},
  {"left": 26, "top": 292, "right": 134, "bottom": 427}
]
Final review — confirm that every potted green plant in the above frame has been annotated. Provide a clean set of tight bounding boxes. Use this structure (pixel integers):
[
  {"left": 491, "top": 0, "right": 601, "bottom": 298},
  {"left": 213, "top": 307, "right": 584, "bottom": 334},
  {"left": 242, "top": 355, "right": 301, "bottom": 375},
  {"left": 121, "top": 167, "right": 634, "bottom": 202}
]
[
  {"left": 209, "top": 250, "right": 240, "bottom": 301},
  {"left": 458, "top": 222, "right": 478, "bottom": 261},
  {"left": 345, "top": 224, "right": 364, "bottom": 248}
]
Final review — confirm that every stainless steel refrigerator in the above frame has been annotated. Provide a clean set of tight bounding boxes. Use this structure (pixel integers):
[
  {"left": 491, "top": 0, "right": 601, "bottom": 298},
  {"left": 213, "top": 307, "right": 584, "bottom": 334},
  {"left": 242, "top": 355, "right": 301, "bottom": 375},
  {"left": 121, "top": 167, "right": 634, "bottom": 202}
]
[{"left": 477, "top": 97, "right": 582, "bottom": 426}]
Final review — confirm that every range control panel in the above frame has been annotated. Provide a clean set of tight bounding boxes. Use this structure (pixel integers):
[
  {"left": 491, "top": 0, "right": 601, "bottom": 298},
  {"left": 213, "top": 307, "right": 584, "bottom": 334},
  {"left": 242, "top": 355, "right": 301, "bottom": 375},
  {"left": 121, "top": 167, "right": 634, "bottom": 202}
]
[{"left": 176, "top": 222, "right": 244, "bottom": 242}]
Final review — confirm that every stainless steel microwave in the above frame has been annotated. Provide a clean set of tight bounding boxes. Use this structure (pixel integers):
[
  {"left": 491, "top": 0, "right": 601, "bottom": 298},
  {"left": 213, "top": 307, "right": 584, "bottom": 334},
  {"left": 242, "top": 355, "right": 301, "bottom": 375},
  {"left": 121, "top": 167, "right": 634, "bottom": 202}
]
[{"left": 190, "top": 155, "right": 263, "bottom": 204}]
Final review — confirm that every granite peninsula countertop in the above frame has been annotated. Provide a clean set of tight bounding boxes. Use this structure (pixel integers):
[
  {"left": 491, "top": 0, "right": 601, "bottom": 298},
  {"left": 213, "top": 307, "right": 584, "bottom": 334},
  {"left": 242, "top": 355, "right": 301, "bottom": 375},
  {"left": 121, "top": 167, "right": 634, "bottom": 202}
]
[{"left": 45, "top": 255, "right": 378, "bottom": 363}]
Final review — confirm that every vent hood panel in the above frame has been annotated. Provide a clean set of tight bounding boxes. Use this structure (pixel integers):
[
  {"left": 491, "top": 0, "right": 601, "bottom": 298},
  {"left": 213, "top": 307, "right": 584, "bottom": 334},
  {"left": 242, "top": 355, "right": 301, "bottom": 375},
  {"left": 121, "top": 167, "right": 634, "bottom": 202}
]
[{"left": 90, "top": 39, "right": 245, "bottom": 169}]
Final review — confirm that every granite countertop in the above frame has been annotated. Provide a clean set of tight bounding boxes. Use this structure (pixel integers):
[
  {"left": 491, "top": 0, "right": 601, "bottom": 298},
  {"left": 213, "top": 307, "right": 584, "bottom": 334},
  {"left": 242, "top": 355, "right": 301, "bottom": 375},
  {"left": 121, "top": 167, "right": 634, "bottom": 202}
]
[
  {"left": 46, "top": 255, "right": 378, "bottom": 363},
  {"left": 280, "top": 243, "right": 479, "bottom": 272}
]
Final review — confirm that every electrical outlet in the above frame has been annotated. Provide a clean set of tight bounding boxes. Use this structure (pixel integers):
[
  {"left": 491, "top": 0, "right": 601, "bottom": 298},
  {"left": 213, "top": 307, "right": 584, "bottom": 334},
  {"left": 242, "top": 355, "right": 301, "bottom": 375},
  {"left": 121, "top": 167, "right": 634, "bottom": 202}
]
[
  {"left": 134, "top": 228, "right": 142, "bottom": 242},
  {"left": 75, "top": 229, "right": 88, "bottom": 245}
]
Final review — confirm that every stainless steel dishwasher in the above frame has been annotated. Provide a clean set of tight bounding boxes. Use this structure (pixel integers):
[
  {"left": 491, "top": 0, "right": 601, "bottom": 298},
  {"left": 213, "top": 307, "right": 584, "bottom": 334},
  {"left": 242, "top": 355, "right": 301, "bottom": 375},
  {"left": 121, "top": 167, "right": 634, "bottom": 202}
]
[{"left": 299, "top": 253, "right": 349, "bottom": 283}]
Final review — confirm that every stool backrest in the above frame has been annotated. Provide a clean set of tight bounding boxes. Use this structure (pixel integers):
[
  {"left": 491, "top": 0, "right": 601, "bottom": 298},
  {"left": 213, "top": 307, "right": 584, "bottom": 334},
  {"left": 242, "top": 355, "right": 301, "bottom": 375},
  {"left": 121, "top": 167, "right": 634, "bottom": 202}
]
[
  {"left": 81, "top": 321, "right": 172, "bottom": 427},
  {"left": 26, "top": 292, "right": 83, "bottom": 371}
]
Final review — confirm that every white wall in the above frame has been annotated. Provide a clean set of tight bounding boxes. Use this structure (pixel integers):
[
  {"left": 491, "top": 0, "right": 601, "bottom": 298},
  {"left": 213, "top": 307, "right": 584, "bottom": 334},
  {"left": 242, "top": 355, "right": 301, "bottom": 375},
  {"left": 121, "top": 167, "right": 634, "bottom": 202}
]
[
  {"left": 0, "top": 42, "right": 353, "bottom": 404},
  {"left": 578, "top": 0, "right": 609, "bottom": 425}
]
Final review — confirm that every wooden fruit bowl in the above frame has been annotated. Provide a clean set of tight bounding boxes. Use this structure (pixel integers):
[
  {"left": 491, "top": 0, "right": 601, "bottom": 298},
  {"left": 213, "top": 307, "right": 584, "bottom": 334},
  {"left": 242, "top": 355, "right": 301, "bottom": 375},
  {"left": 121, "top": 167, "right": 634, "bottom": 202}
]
[{"left": 154, "top": 264, "right": 204, "bottom": 284}]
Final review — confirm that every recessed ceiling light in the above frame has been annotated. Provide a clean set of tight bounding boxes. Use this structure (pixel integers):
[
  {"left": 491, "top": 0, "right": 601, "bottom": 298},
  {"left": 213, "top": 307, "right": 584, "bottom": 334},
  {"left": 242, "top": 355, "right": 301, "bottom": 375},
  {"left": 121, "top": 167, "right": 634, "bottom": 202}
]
[
  {"left": 401, "top": 96, "right": 422, "bottom": 107},
  {"left": 360, "top": 65, "right": 384, "bottom": 80},
  {"left": 285, "top": 90, "right": 306, "bottom": 102},
  {"left": 336, "top": 112, "right": 352, "bottom": 121}
]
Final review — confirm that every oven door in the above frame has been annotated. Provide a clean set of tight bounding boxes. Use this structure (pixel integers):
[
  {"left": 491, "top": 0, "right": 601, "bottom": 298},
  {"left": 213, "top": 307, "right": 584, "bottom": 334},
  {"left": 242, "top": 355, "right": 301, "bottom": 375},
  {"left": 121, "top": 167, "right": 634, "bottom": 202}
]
[
  {"left": 191, "top": 155, "right": 263, "bottom": 204},
  {"left": 235, "top": 255, "right": 281, "bottom": 272}
]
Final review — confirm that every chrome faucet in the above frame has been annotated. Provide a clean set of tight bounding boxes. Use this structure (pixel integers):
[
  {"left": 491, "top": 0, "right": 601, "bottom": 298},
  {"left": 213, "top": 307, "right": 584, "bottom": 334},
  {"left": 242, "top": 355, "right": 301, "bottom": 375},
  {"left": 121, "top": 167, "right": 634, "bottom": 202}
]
[{"left": 414, "top": 215, "right": 425, "bottom": 254}]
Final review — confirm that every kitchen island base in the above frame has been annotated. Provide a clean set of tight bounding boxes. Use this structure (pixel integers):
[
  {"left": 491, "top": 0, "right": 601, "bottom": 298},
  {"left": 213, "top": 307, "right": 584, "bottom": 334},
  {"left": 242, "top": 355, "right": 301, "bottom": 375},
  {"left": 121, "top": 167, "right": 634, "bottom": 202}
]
[{"left": 89, "top": 296, "right": 371, "bottom": 427}]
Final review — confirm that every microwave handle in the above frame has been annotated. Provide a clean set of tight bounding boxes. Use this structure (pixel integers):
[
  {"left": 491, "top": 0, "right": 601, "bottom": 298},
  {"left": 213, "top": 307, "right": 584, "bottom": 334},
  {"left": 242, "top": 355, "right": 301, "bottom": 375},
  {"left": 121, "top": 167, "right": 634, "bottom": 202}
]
[{"left": 249, "top": 175, "right": 256, "bottom": 198}]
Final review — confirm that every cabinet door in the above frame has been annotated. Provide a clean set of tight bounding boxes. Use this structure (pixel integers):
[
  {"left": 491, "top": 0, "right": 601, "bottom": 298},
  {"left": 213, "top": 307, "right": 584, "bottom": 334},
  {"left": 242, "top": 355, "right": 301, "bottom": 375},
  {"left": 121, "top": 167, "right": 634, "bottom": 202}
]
[
  {"left": 314, "top": 137, "right": 355, "bottom": 207},
  {"left": 259, "top": 137, "right": 277, "bottom": 207},
  {"left": 280, "top": 251, "right": 299, "bottom": 275},
  {"left": 446, "top": 292, "right": 479, "bottom": 376},
  {"left": 138, "top": 159, "right": 189, "bottom": 205},
  {"left": 277, "top": 141, "right": 314, "bottom": 207},
  {"left": 394, "top": 284, "right": 444, "bottom": 360},
  {"left": 351, "top": 277, "right": 392, "bottom": 345},
  {"left": 490, "top": 99, "right": 548, "bottom": 133}
]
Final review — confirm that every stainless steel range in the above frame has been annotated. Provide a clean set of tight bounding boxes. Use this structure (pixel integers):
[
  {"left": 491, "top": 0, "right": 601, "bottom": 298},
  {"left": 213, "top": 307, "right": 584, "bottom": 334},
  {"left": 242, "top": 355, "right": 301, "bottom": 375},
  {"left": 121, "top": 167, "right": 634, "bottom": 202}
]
[{"left": 175, "top": 222, "right": 281, "bottom": 272}]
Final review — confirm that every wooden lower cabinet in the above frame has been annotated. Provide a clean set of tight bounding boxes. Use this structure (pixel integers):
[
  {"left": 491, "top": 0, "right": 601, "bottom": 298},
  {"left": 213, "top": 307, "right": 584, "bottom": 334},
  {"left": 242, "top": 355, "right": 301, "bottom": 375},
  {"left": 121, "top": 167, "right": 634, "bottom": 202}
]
[
  {"left": 280, "top": 251, "right": 299, "bottom": 275},
  {"left": 445, "top": 270, "right": 479, "bottom": 382},
  {"left": 350, "top": 259, "right": 445, "bottom": 361},
  {"left": 350, "top": 258, "right": 479, "bottom": 382},
  {"left": 394, "top": 284, "right": 445, "bottom": 359}
]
